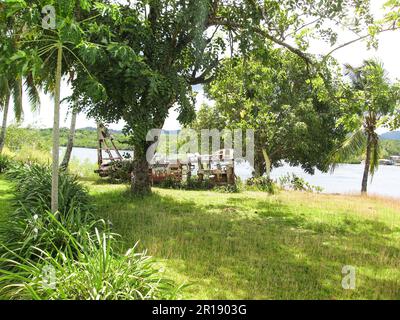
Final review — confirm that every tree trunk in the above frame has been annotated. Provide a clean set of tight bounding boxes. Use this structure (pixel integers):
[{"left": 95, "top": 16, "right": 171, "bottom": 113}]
[
  {"left": 0, "top": 94, "right": 11, "bottom": 154},
  {"left": 361, "top": 133, "right": 372, "bottom": 194},
  {"left": 253, "top": 151, "right": 266, "bottom": 178},
  {"left": 60, "top": 109, "right": 77, "bottom": 170},
  {"left": 51, "top": 45, "right": 63, "bottom": 213},
  {"left": 131, "top": 152, "right": 152, "bottom": 196}
]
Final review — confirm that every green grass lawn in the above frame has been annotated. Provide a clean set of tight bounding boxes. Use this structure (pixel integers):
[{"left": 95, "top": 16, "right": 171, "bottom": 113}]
[
  {"left": 1, "top": 174, "right": 399, "bottom": 300},
  {"left": 89, "top": 183, "right": 400, "bottom": 300}
]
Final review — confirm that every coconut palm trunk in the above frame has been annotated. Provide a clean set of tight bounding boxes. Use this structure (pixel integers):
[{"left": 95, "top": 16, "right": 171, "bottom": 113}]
[
  {"left": 60, "top": 109, "right": 77, "bottom": 170},
  {"left": 0, "top": 94, "right": 11, "bottom": 154},
  {"left": 51, "top": 45, "right": 63, "bottom": 213},
  {"left": 361, "top": 133, "right": 372, "bottom": 193}
]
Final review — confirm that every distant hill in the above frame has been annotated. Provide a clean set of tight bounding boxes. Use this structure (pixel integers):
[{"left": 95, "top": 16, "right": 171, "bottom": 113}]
[
  {"left": 78, "top": 126, "right": 97, "bottom": 132},
  {"left": 77, "top": 127, "right": 123, "bottom": 134},
  {"left": 380, "top": 131, "right": 400, "bottom": 140}
]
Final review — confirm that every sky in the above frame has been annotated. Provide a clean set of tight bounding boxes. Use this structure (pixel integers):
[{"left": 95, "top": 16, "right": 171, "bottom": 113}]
[{"left": 6, "top": 0, "right": 400, "bottom": 132}]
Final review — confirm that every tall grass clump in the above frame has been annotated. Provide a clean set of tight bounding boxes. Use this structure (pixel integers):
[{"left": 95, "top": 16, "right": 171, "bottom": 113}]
[
  {"left": 1, "top": 163, "right": 95, "bottom": 257},
  {"left": 0, "top": 212, "right": 181, "bottom": 300},
  {"left": 0, "top": 163, "right": 182, "bottom": 300},
  {"left": 7, "top": 163, "right": 91, "bottom": 216},
  {"left": 0, "top": 155, "right": 11, "bottom": 174}
]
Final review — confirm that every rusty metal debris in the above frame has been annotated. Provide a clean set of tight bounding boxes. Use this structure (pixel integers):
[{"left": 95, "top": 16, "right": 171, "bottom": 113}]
[{"left": 95, "top": 124, "right": 236, "bottom": 185}]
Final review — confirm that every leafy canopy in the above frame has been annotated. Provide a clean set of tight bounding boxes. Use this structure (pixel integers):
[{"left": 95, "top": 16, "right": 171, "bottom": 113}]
[{"left": 197, "top": 49, "right": 347, "bottom": 175}]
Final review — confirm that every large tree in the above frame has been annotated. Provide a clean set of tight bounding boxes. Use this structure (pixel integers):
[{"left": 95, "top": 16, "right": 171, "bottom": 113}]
[
  {"left": 193, "top": 50, "right": 347, "bottom": 176},
  {"left": 332, "top": 60, "right": 400, "bottom": 193},
  {"left": 76, "top": 0, "right": 377, "bottom": 195},
  {"left": 4, "top": 0, "right": 106, "bottom": 211}
]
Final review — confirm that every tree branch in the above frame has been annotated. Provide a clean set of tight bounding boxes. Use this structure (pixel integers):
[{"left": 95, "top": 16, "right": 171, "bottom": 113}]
[
  {"left": 324, "top": 26, "right": 400, "bottom": 59},
  {"left": 208, "top": 18, "right": 314, "bottom": 64}
]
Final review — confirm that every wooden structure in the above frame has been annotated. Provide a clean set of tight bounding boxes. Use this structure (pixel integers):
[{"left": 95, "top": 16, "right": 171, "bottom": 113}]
[
  {"left": 94, "top": 126, "right": 236, "bottom": 186},
  {"left": 95, "top": 123, "right": 124, "bottom": 177},
  {"left": 149, "top": 160, "right": 194, "bottom": 184},
  {"left": 197, "top": 149, "right": 236, "bottom": 185}
]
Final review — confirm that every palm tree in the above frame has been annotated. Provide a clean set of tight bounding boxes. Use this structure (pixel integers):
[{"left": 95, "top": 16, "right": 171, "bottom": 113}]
[
  {"left": 8, "top": 0, "right": 105, "bottom": 212},
  {"left": 0, "top": 77, "right": 22, "bottom": 154},
  {"left": 0, "top": 12, "right": 40, "bottom": 154},
  {"left": 331, "top": 59, "right": 399, "bottom": 193},
  {"left": 0, "top": 76, "right": 41, "bottom": 154}
]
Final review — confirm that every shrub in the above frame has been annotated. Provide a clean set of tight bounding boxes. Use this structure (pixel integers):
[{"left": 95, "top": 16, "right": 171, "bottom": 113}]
[
  {"left": 1, "top": 163, "right": 95, "bottom": 258},
  {"left": 158, "top": 176, "right": 237, "bottom": 191},
  {"left": 0, "top": 212, "right": 181, "bottom": 300},
  {"left": 4, "top": 126, "right": 49, "bottom": 152},
  {"left": 158, "top": 176, "right": 182, "bottom": 189},
  {"left": 279, "top": 173, "right": 323, "bottom": 193},
  {"left": 0, "top": 154, "right": 11, "bottom": 174},
  {"left": 246, "top": 176, "right": 278, "bottom": 194},
  {"left": 6, "top": 163, "right": 91, "bottom": 216},
  {"left": 214, "top": 179, "right": 243, "bottom": 193},
  {"left": 181, "top": 176, "right": 215, "bottom": 190},
  {"left": 107, "top": 161, "right": 134, "bottom": 184}
]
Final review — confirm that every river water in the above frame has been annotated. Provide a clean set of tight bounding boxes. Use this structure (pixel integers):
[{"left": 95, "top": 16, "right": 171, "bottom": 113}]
[{"left": 63, "top": 147, "right": 400, "bottom": 198}]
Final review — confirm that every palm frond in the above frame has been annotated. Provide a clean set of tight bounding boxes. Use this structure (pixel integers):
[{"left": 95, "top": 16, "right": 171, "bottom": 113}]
[
  {"left": 369, "top": 135, "right": 381, "bottom": 178},
  {"left": 0, "top": 76, "right": 10, "bottom": 109},
  {"left": 329, "top": 126, "right": 367, "bottom": 172},
  {"left": 24, "top": 73, "right": 41, "bottom": 112},
  {"left": 11, "top": 78, "right": 23, "bottom": 121}
]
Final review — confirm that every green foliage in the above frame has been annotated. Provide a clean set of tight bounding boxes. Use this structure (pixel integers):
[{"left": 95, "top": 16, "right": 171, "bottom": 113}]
[
  {"left": 381, "top": 140, "right": 400, "bottom": 157},
  {"left": 157, "top": 176, "right": 213, "bottom": 191},
  {"left": 201, "top": 51, "right": 346, "bottom": 176},
  {"left": 0, "top": 154, "right": 11, "bottom": 173},
  {"left": 0, "top": 164, "right": 180, "bottom": 300},
  {"left": 68, "top": 158, "right": 98, "bottom": 180},
  {"left": 179, "top": 177, "right": 215, "bottom": 191},
  {"left": 157, "top": 177, "right": 183, "bottom": 190},
  {"left": 108, "top": 161, "right": 133, "bottom": 184},
  {"left": 246, "top": 177, "right": 278, "bottom": 194},
  {"left": 332, "top": 60, "right": 400, "bottom": 191},
  {"left": 156, "top": 176, "right": 241, "bottom": 192},
  {"left": 2, "top": 163, "right": 94, "bottom": 257},
  {"left": 69, "top": 0, "right": 374, "bottom": 194},
  {"left": 340, "top": 139, "right": 400, "bottom": 163},
  {"left": 5, "top": 125, "right": 49, "bottom": 152},
  {"left": 383, "top": 0, "right": 400, "bottom": 27},
  {"left": 0, "top": 0, "right": 41, "bottom": 125},
  {"left": 7, "top": 163, "right": 91, "bottom": 216},
  {"left": 0, "top": 212, "right": 181, "bottom": 300},
  {"left": 214, "top": 184, "right": 242, "bottom": 194},
  {"left": 3, "top": 126, "right": 126, "bottom": 150},
  {"left": 279, "top": 173, "right": 323, "bottom": 193}
]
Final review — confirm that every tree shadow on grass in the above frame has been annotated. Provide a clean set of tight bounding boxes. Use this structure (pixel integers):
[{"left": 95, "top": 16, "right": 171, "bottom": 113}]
[{"left": 91, "top": 189, "right": 400, "bottom": 299}]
